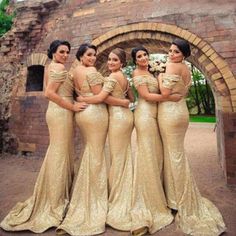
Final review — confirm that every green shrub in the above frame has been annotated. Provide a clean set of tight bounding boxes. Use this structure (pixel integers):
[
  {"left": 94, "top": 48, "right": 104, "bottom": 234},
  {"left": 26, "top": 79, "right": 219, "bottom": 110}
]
[{"left": 0, "top": 0, "right": 15, "bottom": 37}]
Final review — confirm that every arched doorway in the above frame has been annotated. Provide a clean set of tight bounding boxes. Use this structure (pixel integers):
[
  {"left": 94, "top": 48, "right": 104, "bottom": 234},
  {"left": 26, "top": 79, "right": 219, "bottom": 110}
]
[{"left": 92, "top": 22, "right": 236, "bottom": 185}]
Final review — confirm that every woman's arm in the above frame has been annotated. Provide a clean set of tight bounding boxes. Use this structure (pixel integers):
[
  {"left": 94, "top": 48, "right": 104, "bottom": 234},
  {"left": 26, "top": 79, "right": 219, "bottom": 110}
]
[
  {"left": 137, "top": 85, "right": 182, "bottom": 102},
  {"left": 78, "top": 83, "right": 129, "bottom": 107},
  {"left": 158, "top": 74, "right": 172, "bottom": 97},
  {"left": 137, "top": 85, "right": 166, "bottom": 102},
  {"left": 104, "top": 96, "right": 130, "bottom": 108},
  {"left": 45, "top": 81, "right": 88, "bottom": 111},
  {"left": 78, "top": 91, "right": 130, "bottom": 107},
  {"left": 78, "top": 90, "right": 109, "bottom": 104}
]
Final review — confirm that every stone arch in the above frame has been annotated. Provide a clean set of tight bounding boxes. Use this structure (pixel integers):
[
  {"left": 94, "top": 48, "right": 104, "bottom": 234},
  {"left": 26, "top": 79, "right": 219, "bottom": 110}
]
[
  {"left": 26, "top": 53, "right": 48, "bottom": 67},
  {"left": 92, "top": 22, "right": 235, "bottom": 113},
  {"left": 92, "top": 22, "right": 236, "bottom": 184},
  {"left": 25, "top": 53, "right": 48, "bottom": 92}
]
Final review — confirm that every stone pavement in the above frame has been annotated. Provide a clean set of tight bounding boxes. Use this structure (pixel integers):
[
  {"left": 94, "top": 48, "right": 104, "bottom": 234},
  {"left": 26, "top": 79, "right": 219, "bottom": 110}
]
[{"left": 0, "top": 123, "right": 235, "bottom": 236}]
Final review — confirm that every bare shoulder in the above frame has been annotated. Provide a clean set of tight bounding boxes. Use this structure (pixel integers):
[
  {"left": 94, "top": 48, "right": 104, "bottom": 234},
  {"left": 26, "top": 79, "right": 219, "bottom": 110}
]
[
  {"left": 73, "top": 64, "right": 84, "bottom": 75},
  {"left": 166, "top": 62, "right": 182, "bottom": 69},
  {"left": 50, "top": 62, "right": 66, "bottom": 72},
  {"left": 165, "top": 62, "right": 181, "bottom": 75},
  {"left": 86, "top": 66, "right": 97, "bottom": 73},
  {"left": 110, "top": 71, "right": 124, "bottom": 79}
]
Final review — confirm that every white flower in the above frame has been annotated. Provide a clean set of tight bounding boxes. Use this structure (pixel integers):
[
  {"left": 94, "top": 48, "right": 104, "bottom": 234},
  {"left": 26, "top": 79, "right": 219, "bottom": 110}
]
[
  {"left": 149, "top": 60, "right": 166, "bottom": 73},
  {"left": 129, "top": 101, "right": 138, "bottom": 111}
]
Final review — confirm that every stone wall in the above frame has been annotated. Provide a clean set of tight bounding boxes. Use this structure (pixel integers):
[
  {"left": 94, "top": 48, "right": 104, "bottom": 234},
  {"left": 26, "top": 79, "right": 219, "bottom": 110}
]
[{"left": 0, "top": 0, "right": 236, "bottom": 184}]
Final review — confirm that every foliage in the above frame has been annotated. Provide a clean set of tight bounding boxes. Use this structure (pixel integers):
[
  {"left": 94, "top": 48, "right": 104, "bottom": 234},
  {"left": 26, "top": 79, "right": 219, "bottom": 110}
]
[
  {"left": 187, "top": 66, "right": 215, "bottom": 115},
  {"left": 122, "top": 61, "right": 138, "bottom": 100},
  {"left": 0, "top": 0, "right": 14, "bottom": 37}
]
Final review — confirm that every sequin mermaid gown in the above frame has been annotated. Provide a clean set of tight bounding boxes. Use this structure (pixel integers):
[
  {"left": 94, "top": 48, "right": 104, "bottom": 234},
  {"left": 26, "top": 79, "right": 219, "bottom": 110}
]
[
  {"left": 131, "top": 75, "right": 173, "bottom": 234},
  {"left": 57, "top": 72, "right": 109, "bottom": 236},
  {"left": 0, "top": 70, "right": 75, "bottom": 233},
  {"left": 103, "top": 76, "right": 134, "bottom": 231},
  {"left": 158, "top": 73, "right": 226, "bottom": 236}
]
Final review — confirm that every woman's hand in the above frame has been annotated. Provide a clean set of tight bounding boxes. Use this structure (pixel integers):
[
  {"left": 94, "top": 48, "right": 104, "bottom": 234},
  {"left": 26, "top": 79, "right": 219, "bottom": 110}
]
[
  {"left": 76, "top": 96, "right": 85, "bottom": 102},
  {"left": 121, "top": 99, "right": 130, "bottom": 108},
  {"left": 73, "top": 102, "right": 88, "bottom": 112},
  {"left": 169, "top": 93, "right": 183, "bottom": 102}
]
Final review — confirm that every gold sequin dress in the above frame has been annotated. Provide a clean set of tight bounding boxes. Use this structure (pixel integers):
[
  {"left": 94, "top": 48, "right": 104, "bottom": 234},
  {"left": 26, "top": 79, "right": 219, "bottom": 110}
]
[
  {"left": 103, "top": 77, "right": 134, "bottom": 231},
  {"left": 0, "top": 70, "right": 75, "bottom": 233},
  {"left": 57, "top": 72, "right": 109, "bottom": 236},
  {"left": 131, "top": 75, "right": 173, "bottom": 234},
  {"left": 158, "top": 73, "right": 226, "bottom": 235}
]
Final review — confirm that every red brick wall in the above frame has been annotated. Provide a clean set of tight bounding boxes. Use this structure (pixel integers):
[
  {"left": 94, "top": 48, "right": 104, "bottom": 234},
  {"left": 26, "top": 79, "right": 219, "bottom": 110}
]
[
  {"left": 1, "top": 0, "right": 236, "bottom": 184},
  {"left": 9, "top": 93, "right": 82, "bottom": 157},
  {"left": 9, "top": 94, "right": 49, "bottom": 156}
]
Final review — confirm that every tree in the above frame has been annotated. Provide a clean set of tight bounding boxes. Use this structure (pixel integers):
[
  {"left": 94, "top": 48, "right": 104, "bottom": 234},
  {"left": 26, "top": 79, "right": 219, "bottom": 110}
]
[
  {"left": 187, "top": 67, "right": 215, "bottom": 115},
  {"left": 0, "top": 0, "right": 14, "bottom": 37}
]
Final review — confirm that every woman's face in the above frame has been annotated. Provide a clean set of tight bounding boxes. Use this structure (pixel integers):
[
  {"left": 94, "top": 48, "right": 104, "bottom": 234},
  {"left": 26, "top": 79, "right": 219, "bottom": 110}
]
[
  {"left": 81, "top": 48, "right": 96, "bottom": 67},
  {"left": 135, "top": 50, "right": 149, "bottom": 67},
  {"left": 168, "top": 44, "right": 184, "bottom": 63},
  {"left": 53, "top": 45, "right": 70, "bottom": 64},
  {"left": 107, "top": 52, "right": 122, "bottom": 72}
]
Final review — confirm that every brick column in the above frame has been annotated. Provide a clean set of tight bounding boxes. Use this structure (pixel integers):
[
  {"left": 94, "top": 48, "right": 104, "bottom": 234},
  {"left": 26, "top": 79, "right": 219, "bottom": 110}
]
[{"left": 217, "top": 110, "right": 236, "bottom": 185}]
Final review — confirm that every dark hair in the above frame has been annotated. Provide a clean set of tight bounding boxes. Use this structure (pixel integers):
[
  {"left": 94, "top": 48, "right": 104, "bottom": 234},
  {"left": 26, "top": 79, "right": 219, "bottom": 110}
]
[
  {"left": 76, "top": 43, "right": 97, "bottom": 61},
  {"left": 172, "top": 38, "right": 191, "bottom": 58},
  {"left": 131, "top": 46, "right": 149, "bottom": 65},
  {"left": 110, "top": 48, "right": 127, "bottom": 67},
  {"left": 47, "top": 40, "right": 71, "bottom": 59}
]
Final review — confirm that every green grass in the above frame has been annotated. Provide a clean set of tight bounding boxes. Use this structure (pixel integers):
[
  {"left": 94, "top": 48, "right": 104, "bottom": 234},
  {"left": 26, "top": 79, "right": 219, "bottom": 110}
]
[{"left": 189, "top": 115, "right": 216, "bottom": 123}]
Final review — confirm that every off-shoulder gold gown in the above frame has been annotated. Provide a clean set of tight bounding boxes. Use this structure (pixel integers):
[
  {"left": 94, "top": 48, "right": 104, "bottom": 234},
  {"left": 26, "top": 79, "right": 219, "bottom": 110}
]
[
  {"left": 57, "top": 72, "right": 109, "bottom": 236},
  {"left": 131, "top": 75, "right": 173, "bottom": 234},
  {"left": 0, "top": 70, "right": 75, "bottom": 233},
  {"left": 103, "top": 77, "right": 134, "bottom": 231},
  {"left": 158, "top": 74, "right": 226, "bottom": 235}
]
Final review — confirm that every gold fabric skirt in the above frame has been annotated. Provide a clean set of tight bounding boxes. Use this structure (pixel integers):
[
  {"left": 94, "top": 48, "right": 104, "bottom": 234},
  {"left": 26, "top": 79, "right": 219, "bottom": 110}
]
[
  {"left": 106, "top": 105, "right": 134, "bottom": 230},
  {"left": 0, "top": 98, "right": 74, "bottom": 233},
  {"left": 131, "top": 98, "right": 173, "bottom": 234},
  {"left": 158, "top": 99, "right": 226, "bottom": 235},
  {"left": 57, "top": 103, "right": 109, "bottom": 236}
]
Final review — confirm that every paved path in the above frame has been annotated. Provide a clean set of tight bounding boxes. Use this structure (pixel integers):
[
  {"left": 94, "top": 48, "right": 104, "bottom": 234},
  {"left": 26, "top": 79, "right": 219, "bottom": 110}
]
[{"left": 0, "top": 123, "right": 236, "bottom": 236}]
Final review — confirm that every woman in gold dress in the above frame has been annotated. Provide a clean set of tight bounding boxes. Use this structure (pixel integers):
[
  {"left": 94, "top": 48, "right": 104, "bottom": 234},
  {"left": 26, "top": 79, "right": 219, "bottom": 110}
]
[
  {"left": 0, "top": 40, "right": 87, "bottom": 233},
  {"left": 130, "top": 46, "right": 182, "bottom": 236},
  {"left": 57, "top": 44, "right": 129, "bottom": 236},
  {"left": 78, "top": 48, "right": 134, "bottom": 231},
  {"left": 158, "top": 38, "right": 226, "bottom": 235}
]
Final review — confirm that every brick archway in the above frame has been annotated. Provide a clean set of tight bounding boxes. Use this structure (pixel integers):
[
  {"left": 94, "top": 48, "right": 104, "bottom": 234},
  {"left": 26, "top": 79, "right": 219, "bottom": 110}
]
[{"left": 92, "top": 22, "right": 236, "bottom": 185}]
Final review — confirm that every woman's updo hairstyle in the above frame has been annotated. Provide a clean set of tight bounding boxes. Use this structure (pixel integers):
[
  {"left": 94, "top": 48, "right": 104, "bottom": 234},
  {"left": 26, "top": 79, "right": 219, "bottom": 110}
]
[
  {"left": 110, "top": 48, "right": 127, "bottom": 67},
  {"left": 47, "top": 40, "right": 71, "bottom": 59},
  {"left": 76, "top": 43, "right": 97, "bottom": 61},
  {"left": 131, "top": 46, "right": 149, "bottom": 65},
  {"left": 172, "top": 38, "right": 191, "bottom": 58}
]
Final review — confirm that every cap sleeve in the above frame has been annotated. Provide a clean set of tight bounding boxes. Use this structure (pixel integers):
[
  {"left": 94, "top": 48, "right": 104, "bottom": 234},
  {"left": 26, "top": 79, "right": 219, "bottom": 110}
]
[
  {"left": 162, "top": 74, "right": 180, "bottom": 89},
  {"left": 133, "top": 76, "right": 147, "bottom": 88},
  {"left": 49, "top": 70, "right": 67, "bottom": 83},
  {"left": 86, "top": 72, "right": 104, "bottom": 86},
  {"left": 102, "top": 77, "right": 117, "bottom": 93}
]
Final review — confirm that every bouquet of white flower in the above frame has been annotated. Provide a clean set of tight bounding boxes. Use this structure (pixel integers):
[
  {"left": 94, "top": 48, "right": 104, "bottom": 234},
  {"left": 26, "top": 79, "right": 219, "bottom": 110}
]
[{"left": 149, "top": 60, "right": 166, "bottom": 74}]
